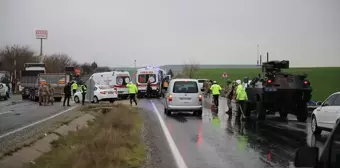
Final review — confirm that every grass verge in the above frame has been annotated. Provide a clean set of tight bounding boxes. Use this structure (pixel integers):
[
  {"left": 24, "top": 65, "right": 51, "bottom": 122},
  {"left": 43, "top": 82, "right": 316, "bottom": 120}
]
[
  {"left": 194, "top": 67, "right": 340, "bottom": 101},
  {"left": 27, "top": 104, "right": 145, "bottom": 168}
]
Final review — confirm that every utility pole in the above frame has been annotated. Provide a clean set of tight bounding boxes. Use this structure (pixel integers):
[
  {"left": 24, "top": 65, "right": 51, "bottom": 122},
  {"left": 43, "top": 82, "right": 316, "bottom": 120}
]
[
  {"left": 40, "top": 39, "right": 43, "bottom": 56},
  {"left": 257, "top": 45, "right": 259, "bottom": 66}
]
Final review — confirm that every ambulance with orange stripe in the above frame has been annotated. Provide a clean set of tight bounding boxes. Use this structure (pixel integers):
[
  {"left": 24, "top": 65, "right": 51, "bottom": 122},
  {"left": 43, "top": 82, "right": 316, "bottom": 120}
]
[{"left": 135, "top": 66, "right": 166, "bottom": 98}]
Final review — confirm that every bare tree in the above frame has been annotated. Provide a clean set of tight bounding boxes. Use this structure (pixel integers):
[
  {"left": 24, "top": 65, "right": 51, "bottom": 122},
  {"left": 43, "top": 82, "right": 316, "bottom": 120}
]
[
  {"left": 0, "top": 45, "right": 39, "bottom": 80},
  {"left": 43, "top": 53, "right": 77, "bottom": 73},
  {"left": 182, "top": 60, "right": 199, "bottom": 78}
]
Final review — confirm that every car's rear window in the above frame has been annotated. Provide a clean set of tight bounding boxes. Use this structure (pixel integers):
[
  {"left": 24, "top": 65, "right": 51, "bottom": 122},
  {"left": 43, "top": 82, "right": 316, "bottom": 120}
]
[
  {"left": 198, "top": 79, "right": 205, "bottom": 83},
  {"left": 173, "top": 81, "right": 198, "bottom": 93}
]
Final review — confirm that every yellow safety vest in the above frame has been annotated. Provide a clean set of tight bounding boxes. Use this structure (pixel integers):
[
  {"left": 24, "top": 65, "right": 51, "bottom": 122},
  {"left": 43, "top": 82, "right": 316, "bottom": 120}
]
[
  {"left": 127, "top": 83, "right": 138, "bottom": 94},
  {"left": 210, "top": 84, "right": 222, "bottom": 95}
]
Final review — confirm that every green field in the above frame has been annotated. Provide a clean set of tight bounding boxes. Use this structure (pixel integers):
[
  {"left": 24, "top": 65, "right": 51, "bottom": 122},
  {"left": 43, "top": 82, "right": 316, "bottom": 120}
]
[{"left": 193, "top": 67, "right": 340, "bottom": 101}]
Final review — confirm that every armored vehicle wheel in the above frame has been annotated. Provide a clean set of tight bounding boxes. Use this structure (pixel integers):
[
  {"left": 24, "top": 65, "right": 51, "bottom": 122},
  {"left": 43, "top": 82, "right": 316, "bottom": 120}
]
[
  {"left": 256, "top": 101, "right": 266, "bottom": 120},
  {"left": 296, "top": 104, "right": 308, "bottom": 122},
  {"left": 279, "top": 109, "right": 288, "bottom": 120}
]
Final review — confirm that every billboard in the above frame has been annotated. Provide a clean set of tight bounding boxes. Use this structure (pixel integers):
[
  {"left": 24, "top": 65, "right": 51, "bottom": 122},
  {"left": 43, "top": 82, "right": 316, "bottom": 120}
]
[{"left": 35, "top": 29, "right": 48, "bottom": 39}]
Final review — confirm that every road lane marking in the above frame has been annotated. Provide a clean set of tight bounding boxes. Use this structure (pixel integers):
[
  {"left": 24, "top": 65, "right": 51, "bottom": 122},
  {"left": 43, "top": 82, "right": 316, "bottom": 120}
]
[
  {"left": 0, "top": 106, "right": 78, "bottom": 139},
  {"left": 150, "top": 101, "right": 188, "bottom": 168}
]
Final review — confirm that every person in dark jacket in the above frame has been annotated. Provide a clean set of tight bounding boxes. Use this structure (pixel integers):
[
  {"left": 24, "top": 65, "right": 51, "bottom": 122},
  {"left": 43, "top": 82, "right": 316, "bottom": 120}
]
[
  {"left": 63, "top": 82, "right": 72, "bottom": 106},
  {"left": 146, "top": 80, "right": 152, "bottom": 98}
]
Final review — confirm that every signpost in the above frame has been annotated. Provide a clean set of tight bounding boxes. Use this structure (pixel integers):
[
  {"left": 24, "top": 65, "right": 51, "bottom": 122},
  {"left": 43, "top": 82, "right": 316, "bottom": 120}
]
[{"left": 35, "top": 29, "right": 48, "bottom": 56}]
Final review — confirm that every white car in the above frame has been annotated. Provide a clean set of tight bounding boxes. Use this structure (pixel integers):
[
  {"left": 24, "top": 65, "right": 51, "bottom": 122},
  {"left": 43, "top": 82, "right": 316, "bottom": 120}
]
[
  {"left": 74, "top": 85, "right": 118, "bottom": 104},
  {"left": 311, "top": 92, "right": 340, "bottom": 134},
  {"left": 0, "top": 83, "right": 9, "bottom": 100}
]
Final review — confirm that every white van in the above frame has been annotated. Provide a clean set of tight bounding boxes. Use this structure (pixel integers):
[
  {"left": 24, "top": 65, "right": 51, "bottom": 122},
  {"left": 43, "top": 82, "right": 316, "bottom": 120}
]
[
  {"left": 90, "top": 71, "right": 131, "bottom": 99},
  {"left": 164, "top": 79, "right": 203, "bottom": 117}
]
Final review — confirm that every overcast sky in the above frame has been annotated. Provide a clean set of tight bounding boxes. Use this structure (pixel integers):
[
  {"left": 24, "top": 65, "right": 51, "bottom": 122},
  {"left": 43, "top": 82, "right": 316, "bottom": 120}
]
[{"left": 1, "top": 0, "right": 339, "bottom": 67}]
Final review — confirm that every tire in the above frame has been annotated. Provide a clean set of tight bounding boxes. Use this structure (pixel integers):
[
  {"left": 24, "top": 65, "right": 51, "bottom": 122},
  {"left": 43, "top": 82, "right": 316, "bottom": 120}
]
[
  {"left": 256, "top": 101, "right": 266, "bottom": 120},
  {"left": 279, "top": 108, "right": 288, "bottom": 120},
  {"left": 296, "top": 104, "right": 308, "bottom": 122},
  {"left": 4, "top": 96, "right": 8, "bottom": 100},
  {"left": 311, "top": 116, "right": 322, "bottom": 135},
  {"left": 165, "top": 108, "right": 171, "bottom": 116},
  {"left": 93, "top": 96, "right": 99, "bottom": 103},
  {"left": 196, "top": 110, "right": 203, "bottom": 117},
  {"left": 74, "top": 96, "right": 80, "bottom": 103}
]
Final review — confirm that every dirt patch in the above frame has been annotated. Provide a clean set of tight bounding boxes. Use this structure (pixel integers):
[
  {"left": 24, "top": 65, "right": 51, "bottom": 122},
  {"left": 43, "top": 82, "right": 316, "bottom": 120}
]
[{"left": 27, "top": 104, "right": 145, "bottom": 168}]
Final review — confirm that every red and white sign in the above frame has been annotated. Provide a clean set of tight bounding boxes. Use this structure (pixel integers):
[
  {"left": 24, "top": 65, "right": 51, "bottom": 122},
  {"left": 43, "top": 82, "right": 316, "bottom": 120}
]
[
  {"left": 35, "top": 29, "right": 48, "bottom": 39},
  {"left": 222, "top": 72, "right": 228, "bottom": 78}
]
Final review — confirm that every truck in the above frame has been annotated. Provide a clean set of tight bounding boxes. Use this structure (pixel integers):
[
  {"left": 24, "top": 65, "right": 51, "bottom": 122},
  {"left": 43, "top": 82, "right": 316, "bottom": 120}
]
[
  {"left": 37, "top": 73, "right": 66, "bottom": 101},
  {"left": 20, "top": 63, "right": 46, "bottom": 100},
  {"left": 245, "top": 60, "right": 312, "bottom": 122}
]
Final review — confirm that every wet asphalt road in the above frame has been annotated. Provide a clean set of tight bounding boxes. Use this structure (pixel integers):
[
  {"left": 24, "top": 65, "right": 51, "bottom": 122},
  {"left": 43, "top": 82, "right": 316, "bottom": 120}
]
[
  {"left": 137, "top": 97, "right": 331, "bottom": 168},
  {"left": 0, "top": 95, "right": 73, "bottom": 136}
]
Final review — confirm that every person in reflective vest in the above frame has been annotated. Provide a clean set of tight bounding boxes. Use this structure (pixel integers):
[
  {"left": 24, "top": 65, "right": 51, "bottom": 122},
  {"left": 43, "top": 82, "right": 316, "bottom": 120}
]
[
  {"left": 80, "top": 84, "right": 87, "bottom": 105},
  {"left": 126, "top": 81, "right": 138, "bottom": 106},
  {"left": 235, "top": 80, "right": 248, "bottom": 121},
  {"left": 210, "top": 81, "right": 222, "bottom": 108},
  {"left": 72, "top": 81, "right": 78, "bottom": 96}
]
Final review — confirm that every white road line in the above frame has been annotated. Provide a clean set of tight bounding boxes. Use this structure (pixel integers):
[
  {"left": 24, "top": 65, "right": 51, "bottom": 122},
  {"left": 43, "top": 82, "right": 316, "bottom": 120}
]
[
  {"left": 150, "top": 101, "right": 188, "bottom": 168},
  {"left": 0, "top": 106, "right": 78, "bottom": 139},
  {"left": 0, "top": 111, "right": 12, "bottom": 116}
]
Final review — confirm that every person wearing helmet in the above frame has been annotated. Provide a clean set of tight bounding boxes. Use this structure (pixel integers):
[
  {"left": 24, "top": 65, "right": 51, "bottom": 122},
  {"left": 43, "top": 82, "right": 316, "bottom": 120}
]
[
  {"left": 235, "top": 79, "right": 248, "bottom": 121},
  {"left": 224, "top": 79, "right": 233, "bottom": 116},
  {"left": 210, "top": 81, "right": 222, "bottom": 108}
]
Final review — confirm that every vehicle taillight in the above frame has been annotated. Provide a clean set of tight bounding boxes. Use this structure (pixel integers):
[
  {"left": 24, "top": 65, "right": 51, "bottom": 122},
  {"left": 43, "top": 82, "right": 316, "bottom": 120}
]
[
  {"left": 168, "top": 95, "right": 173, "bottom": 101},
  {"left": 199, "top": 95, "right": 202, "bottom": 101},
  {"left": 304, "top": 80, "right": 309, "bottom": 85},
  {"left": 100, "top": 91, "right": 105, "bottom": 94},
  {"left": 267, "top": 79, "right": 272, "bottom": 83}
]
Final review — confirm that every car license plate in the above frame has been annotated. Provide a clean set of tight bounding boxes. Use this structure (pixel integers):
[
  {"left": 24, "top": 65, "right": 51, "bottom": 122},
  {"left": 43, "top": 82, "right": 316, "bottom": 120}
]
[
  {"left": 179, "top": 97, "right": 191, "bottom": 100},
  {"left": 118, "top": 91, "right": 124, "bottom": 94},
  {"left": 108, "top": 91, "right": 114, "bottom": 94}
]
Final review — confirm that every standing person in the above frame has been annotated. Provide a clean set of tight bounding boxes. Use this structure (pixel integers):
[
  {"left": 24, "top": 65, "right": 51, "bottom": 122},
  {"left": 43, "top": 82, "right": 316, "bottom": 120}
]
[
  {"left": 63, "top": 82, "right": 71, "bottom": 106},
  {"left": 80, "top": 83, "right": 87, "bottom": 105},
  {"left": 42, "top": 83, "right": 50, "bottom": 106},
  {"left": 38, "top": 84, "right": 43, "bottom": 106},
  {"left": 71, "top": 81, "right": 78, "bottom": 96},
  {"left": 224, "top": 79, "right": 233, "bottom": 115},
  {"left": 210, "top": 81, "right": 222, "bottom": 108},
  {"left": 235, "top": 80, "right": 248, "bottom": 121},
  {"left": 126, "top": 81, "right": 138, "bottom": 106},
  {"left": 146, "top": 80, "right": 152, "bottom": 98},
  {"left": 48, "top": 83, "right": 55, "bottom": 105}
]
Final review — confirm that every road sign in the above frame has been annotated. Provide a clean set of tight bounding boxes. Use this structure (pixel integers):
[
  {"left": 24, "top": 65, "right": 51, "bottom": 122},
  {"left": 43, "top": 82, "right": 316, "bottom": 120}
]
[
  {"left": 35, "top": 29, "right": 48, "bottom": 39},
  {"left": 222, "top": 72, "right": 228, "bottom": 78}
]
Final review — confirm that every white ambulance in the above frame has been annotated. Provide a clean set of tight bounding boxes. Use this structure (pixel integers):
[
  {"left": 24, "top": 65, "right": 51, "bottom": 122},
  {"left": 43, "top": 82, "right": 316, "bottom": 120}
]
[
  {"left": 89, "top": 71, "right": 131, "bottom": 99},
  {"left": 135, "top": 66, "right": 166, "bottom": 98}
]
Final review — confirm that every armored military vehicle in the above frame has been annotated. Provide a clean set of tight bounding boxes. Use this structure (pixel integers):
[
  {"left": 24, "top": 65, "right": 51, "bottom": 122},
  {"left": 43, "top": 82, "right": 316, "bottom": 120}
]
[{"left": 245, "top": 60, "right": 312, "bottom": 122}]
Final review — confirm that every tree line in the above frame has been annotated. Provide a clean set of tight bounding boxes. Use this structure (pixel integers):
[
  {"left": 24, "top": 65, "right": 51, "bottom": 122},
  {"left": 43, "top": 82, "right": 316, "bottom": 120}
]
[{"left": 0, "top": 45, "right": 111, "bottom": 83}]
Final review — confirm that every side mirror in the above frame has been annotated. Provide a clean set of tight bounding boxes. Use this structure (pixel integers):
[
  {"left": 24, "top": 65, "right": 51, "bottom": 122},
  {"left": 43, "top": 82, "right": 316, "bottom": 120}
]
[
  {"left": 294, "top": 147, "right": 319, "bottom": 167},
  {"left": 316, "top": 101, "right": 322, "bottom": 106}
]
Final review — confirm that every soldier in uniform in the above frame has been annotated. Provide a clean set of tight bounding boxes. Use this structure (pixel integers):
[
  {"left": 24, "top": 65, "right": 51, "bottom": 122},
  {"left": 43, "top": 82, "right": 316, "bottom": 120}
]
[
  {"left": 205, "top": 80, "right": 212, "bottom": 97},
  {"left": 48, "top": 83, "right": 55, "bottom": 105},
  {"left": 42, "top": 83, "right": 50, "bottom": 106},
  {"left": 224, "top": 79, "right": 233, "bottom": 116},
  {"left": 39, "top": 84, "right": 44, "bottom": 106}
]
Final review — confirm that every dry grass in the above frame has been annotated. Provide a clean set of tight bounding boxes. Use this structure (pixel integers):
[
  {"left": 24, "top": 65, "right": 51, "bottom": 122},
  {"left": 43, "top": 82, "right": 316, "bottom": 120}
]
[{"left": 27, "top": 104, "right": 145, "bottom": 168}]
